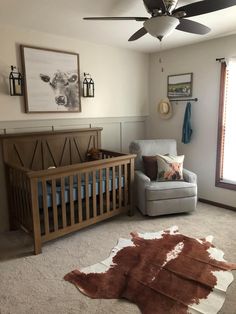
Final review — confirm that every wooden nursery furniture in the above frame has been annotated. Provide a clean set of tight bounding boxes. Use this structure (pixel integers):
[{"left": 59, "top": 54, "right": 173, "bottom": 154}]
[{"left": 1, "top": 128, "right": 135, "bottom": 254}]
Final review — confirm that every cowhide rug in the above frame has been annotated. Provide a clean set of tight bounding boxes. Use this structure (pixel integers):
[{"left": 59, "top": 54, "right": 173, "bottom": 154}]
[{"left": 64, "top": 226, "right": 236, "bottom": 314}]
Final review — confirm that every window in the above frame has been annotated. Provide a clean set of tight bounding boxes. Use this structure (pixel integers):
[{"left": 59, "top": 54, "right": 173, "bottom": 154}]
[{"left": 216, "top": 58, "right": 236, "bottom": 190}]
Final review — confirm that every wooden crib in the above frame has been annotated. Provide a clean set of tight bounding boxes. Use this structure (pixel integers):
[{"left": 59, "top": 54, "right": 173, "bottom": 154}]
[{"left": 1, "top": 128, "right": 135, "bottom": 254}]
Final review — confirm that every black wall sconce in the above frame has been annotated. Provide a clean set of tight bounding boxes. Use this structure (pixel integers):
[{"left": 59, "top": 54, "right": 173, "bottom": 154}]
[
  {"left": 9, "top": 65, "right": 24, "bottom": 96},
  {"left": 83, "top": 73, "right": 94, "bottom": 98}
]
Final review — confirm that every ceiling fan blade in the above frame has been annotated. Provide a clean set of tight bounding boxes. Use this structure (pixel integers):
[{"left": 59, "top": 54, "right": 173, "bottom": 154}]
[
  {"left": 128, "top": 27, "right": 148, "bottom": 41},
  {"left": 176, "top": 19, "right": 211, "bottom": 35},
  {"left": 83, "top": 17, "right": 148, "bottom": 21},
  {"left": 173, "top": 0, "right": 236, "bottom": 18},
  {"left": 143, "top": 0, "right": 166, "bottom": 14}
]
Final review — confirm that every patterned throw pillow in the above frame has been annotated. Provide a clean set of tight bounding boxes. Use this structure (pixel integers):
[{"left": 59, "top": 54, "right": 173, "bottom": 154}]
[
  {"left": 142, "top": 156, "right": 158, "bottom": 180},
  {"left": 156, "top": 154, "right": 184, "bottom": 181}
]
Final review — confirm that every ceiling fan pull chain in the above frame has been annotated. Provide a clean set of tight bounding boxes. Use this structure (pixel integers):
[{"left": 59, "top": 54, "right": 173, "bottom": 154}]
[{"left": 159, "top": 41, "right": 164, "bottom": 73}]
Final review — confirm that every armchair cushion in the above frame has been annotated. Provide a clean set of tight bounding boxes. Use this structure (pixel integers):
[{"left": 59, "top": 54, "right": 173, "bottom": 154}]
[{"left": 146, "top": 181, "right": 197, "bottom": 201}]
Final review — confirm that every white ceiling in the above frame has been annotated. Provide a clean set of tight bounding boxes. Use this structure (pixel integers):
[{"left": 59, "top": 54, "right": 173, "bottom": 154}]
[{"left": 1, "top": 0, "right": 236, "bottom": 53}]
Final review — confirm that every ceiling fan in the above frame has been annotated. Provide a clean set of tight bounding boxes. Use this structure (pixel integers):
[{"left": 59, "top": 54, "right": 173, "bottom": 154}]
[{"left": 83, "top": 0, "right": 236, "bottom": 41}]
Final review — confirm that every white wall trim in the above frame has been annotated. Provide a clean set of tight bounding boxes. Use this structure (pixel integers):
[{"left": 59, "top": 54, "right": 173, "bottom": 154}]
[
  {"left": 0, "top": 116, "right": 148, "bottom": 152},
  {"left": 0, "top": 116, "right": 148, "bottom": 134}
]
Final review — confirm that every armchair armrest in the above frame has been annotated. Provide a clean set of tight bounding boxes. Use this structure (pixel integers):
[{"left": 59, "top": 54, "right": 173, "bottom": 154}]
[
  {"left": 183, "top": 168, "right": 197, "bottom": 184},
  {"left": 135, "top": 170, "right": 151, "bottom": 184},
  {"left": 134, "top": 170, "right": 151, "bottom": 215}
]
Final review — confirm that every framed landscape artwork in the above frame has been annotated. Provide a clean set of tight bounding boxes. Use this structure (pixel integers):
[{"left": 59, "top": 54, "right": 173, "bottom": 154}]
[
  {"left": 21, "top": 45, "right": 81, "bottom": 113},
  {"left": 167, "top": 73, "right": 193, "bottom": 98}
]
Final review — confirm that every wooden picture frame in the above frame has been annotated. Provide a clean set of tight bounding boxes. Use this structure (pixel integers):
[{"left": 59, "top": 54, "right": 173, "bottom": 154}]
[
  {"left": 21, "top": 45, "right": 81, "bottom": 113},
  {"left": 167, "top": 73, "right": 193, "bottom": 98}
]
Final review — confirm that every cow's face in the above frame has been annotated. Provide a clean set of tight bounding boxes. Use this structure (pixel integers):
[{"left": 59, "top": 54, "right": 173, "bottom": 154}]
[{"left": 40, "top": 71, "right": 78, "bottom": 107}]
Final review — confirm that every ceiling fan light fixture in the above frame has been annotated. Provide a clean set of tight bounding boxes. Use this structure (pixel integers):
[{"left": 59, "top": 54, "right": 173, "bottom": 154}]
[{"left": 144, "top": 16, "right": 179, "bottom": 39}]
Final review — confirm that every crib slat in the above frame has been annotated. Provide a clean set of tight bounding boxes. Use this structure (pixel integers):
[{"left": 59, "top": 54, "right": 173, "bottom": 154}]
[
  {"left": 20, "top": 172, "right": 26, "bottom": 224},
  {"left": 124, "top": 163, "right": 128, "bottom": 208},
  {"left": 77, "top": 173, "right": 82, "bottom": 222},
  {"left": 21, "top": 174, "right": 27, "bottom": 225},
  {"left": 17, "top": 172, "right": 24, "bottom": 223},
  {"left": 42, "top": 179, "right": 50, "bottom": 235},
  {"left": 12, "top": 170, "right": 19, "bottom": 224},
  {"left": 112, "top": 166, "right": 116, "bottom": 210},
  {"left": 118, "top": 165, "right": 122, "bottom": 209},
  {"left": 85, "top": 172, "right": 90, "bottom": 219},
  {"left": 61, "top": 178, "right": 67, "bottom": 228},
  {"left": 51, "top": 179, "right": 58, "bottom": 232},
  {"left": 99, "top": 169, "right": 103, "bottom": 214},
  {"left": 69, "top": 175, "right": 75, "bottom": 225},
  {"left": 15, "top": 171, "right": 21, "bottom": 224},
  {"left": 15, "top": 171, "right": 23, "bottom": 224},
  {"left": 7, "top": 168, "right": 14, "bottom": 227},
  {"left": 26, "top": 179, "right": 33, "bottom": 231},
  {"left": 30, "top": 177, "right": 42, "bottom": 254},
  {"left": 22, "top": 173, "right": 28, "bottom": 224},
  {"left": 22, "top": 174, "right": 29, "bottom": 225},
  {"left": 18, "top": 171, "right": 25, "bottom": 224},
  {"left": 92, "top": 171, "right": 97, "bottom": 218},
  {"left": 22, "top": 174, "right": 30, "bottom": 229},
  {"left": 11, "top": 170, "right": 18, "bottom": 223},
  {"left": 106, "top": 167, "right": 110, "bottom": 212}
]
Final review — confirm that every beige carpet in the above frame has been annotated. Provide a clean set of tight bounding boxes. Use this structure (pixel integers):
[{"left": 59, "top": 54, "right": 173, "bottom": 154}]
[{"left": 0, "top": 202, "right": 236, "bottom": 314}]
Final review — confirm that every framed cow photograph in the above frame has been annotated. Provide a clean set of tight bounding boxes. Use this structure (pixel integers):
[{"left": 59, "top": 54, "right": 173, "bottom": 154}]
[{"left": 21, "top": 45, "right": 81, "bottom": 113}]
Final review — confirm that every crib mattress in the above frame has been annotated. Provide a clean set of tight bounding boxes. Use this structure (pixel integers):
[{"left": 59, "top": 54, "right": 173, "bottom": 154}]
[{"left": 38, "top": 171, "right": 125, "bottom": 208}]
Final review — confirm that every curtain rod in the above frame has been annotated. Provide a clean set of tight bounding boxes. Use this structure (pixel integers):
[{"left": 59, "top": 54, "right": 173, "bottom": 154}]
[
  {"left": 170, "top": 98, "right": 198, "bottom": 102},
  {"left": 216, "top": 58, "right": 225, "bottom": 62}
]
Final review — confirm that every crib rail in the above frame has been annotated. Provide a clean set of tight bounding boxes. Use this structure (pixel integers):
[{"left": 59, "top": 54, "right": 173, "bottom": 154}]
[
  {"left": 100, "top": 149, "right": 125, "bottom": 158},
  {"left": 6, "top": 153, "right": 135, "bottom": 254}
]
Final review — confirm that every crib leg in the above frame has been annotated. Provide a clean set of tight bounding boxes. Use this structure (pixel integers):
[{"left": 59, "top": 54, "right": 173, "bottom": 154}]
[
  {"left": 32, "top": 215, "right": 42, "bottom": 255},
  {"left": 9, "top": 217, "right": 19, "bottom": 231},
  {"left": 128, "top": 205, "right": 134, "bottom": 217},
  {"left": 34, "top": 237, "right": 42, "bottom": 255},
  {"left": 128, "top": 210, "right": 133, "bottom": 217},
  {"left": 127, "top": 186, "right": 135, "bottom": 216},
  {"left": 127, "top": 191, "right": 135, "bottom": 216}
]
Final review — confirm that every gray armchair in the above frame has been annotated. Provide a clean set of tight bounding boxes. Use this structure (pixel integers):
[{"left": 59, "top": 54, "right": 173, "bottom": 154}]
[{"left": 129, "top": 139, "right": 197, "bottom": 216}]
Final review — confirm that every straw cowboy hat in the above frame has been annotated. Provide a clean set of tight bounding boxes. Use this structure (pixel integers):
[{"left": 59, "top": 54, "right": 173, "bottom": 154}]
[{"left": 158, "top": 98, "right": 173, "bottom": 119}]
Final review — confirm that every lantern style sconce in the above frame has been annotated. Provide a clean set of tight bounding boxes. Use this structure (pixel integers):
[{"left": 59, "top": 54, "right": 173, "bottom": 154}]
[
  {"left": 83, "top": 73, "right": 94, "bottom": 98},
  {"left": 9, "top": 65, "right": 24, "bottom": 96}
]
